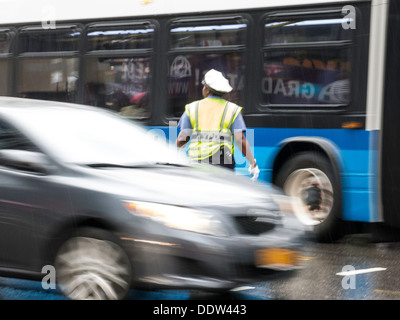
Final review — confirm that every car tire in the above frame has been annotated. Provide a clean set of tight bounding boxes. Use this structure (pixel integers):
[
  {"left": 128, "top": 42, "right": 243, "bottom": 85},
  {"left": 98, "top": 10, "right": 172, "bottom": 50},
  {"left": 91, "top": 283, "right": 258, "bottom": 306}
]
[
  {"left": 275, "top": 152, "right": 343, "bottom": 242},
  {"left": 54, "top": 227, "right": 132, "bottom": 300}
]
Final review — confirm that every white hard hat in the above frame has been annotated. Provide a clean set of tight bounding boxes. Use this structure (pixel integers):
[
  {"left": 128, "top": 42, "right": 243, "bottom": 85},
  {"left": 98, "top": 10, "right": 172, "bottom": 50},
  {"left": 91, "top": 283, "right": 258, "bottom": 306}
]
[{"left": 202, "top": 69, "right": 232, "bottom": 93}]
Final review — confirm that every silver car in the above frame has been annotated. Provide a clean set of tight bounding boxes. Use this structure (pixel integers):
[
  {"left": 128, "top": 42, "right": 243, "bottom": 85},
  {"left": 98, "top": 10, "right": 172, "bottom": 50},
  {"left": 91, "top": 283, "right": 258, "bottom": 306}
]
[{"left": 0, "top": 97, "right": 304, "bottom": 300}]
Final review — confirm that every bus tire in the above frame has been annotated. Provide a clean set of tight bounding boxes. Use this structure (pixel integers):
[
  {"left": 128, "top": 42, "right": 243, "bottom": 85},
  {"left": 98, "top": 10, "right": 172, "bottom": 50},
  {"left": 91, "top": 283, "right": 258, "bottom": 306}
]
[{"left": 275, "top": 152, "right": 343, "bottom": 242}]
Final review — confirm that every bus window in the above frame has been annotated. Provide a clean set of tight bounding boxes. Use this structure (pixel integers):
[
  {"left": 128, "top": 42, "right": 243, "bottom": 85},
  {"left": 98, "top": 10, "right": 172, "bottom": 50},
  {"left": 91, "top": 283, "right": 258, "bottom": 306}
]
[
  {"left": 168, "top": 18, "right": 247, "bottom": 117},
  {"left": 170, "top": 23, "right": 246, "bottom": 48},
  {"left": 17, "top": 57, "right": 79, "bottom": 102},
  {"left": 262, "top": 48, "right": 351, "bottom": 105},
  {"left": 264, "top": 18, "right": 352, "bottom": 44},
  {"left": 262, "top": 14, "right": 352, "bottom": 107},
  {"left": 18, "top": 26, "right": 81, "bottom": 53},
  {"left": 167, "top": 52, "right": 244, "bottom": 117},
  {"left": 0, "top": 29, "right": 14, "bottom": 96},
  {"left": 84, "top": 57, "right": 151, "bottom": 117},
  {"left": 0, "top": 60, "right": 11, "bottom": 96},
  {"left": 0, "top": 29, "right": 14, "bottom": 54},
  {"left": 84, "top": 23, "right": 154, "bottom": 118},
  {"left": 87, "top": 25, "right": 154, "bottom": 51},
  {"left": 16, "top": 26, "right": 81, "bottom": 102}
]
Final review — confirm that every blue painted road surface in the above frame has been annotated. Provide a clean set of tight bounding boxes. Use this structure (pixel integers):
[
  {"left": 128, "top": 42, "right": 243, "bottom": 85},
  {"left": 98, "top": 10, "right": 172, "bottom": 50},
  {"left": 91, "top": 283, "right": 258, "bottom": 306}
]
[{"left": 0, "top": 277, "right": 262, "bottom": 300}]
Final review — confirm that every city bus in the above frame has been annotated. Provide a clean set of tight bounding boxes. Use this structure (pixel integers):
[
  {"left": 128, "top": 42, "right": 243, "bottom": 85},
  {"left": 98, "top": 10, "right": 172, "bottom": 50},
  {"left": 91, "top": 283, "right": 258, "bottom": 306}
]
[{"left": 0, "top": 0, "right": 396, "bottom": 241}]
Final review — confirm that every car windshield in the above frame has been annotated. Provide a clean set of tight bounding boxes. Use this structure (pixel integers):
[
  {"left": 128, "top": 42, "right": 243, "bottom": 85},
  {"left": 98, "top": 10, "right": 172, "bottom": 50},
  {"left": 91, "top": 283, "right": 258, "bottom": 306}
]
[{"left": 5, "top": 105, "right": 187, "bottom": 166}]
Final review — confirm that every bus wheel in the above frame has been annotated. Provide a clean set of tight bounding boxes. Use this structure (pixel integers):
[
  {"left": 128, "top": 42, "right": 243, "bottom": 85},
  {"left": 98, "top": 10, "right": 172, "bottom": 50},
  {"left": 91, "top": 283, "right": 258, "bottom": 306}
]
[{"left": 275, "top": 152, "right": 342, "bottom": 242}]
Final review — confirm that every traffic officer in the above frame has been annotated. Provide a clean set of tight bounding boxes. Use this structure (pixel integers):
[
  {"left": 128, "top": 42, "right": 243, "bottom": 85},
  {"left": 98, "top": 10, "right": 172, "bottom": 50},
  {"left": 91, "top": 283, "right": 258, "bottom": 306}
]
[{"left": 175, "top": 69, "right": 260, "bottom": 180}]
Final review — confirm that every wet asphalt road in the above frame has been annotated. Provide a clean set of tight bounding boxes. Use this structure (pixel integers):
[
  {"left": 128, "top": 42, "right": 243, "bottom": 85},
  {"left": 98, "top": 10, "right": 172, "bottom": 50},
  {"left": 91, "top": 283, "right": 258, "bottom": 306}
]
[
  {"left": 1, "top": 233, "right": 400, "bottom": 300},
  {"left": 254, "top": 234, "right": 400, "bottom": 300}
]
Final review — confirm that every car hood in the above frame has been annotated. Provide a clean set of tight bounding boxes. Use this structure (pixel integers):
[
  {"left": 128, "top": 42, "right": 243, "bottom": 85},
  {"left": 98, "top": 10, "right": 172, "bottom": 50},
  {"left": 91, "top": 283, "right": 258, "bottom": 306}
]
[{"left": 68, "top": 163, "right": 277, "bottom": 208}]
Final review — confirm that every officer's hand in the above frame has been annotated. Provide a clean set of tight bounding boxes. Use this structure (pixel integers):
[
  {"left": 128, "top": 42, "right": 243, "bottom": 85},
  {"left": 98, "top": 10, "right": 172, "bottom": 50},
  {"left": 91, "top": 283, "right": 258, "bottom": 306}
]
[{"left": 249, "top": 164, "right": 260, "bottom": 181}]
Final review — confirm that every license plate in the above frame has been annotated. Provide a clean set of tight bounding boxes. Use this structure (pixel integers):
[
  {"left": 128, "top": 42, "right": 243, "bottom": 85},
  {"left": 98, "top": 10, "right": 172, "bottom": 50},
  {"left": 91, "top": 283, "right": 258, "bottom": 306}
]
[{"left": 255, "top": 248, "right": 300, "bottom": 270}]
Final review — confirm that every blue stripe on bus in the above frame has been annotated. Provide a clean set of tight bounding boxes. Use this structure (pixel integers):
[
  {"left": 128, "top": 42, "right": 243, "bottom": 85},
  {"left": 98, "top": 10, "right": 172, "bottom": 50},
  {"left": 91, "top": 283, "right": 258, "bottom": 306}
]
[
  {"left": 251, "top": 128, "right": 370, "bottom": 150},
  {"left": 146, "top": 126, "right": 378, "bottom": 223}
]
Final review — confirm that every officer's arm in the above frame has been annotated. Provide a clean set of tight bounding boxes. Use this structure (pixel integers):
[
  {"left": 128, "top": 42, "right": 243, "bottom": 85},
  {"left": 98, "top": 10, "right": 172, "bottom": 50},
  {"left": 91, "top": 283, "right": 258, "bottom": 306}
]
[
  {"left": 175, "top": 111, "right": 192, "bottom": 148},
  {"left": 233, "top": 131, "right": 257, "bottom": 168},
  {"left": 175, "top": 131, "right": 190, "bottom": 148}
]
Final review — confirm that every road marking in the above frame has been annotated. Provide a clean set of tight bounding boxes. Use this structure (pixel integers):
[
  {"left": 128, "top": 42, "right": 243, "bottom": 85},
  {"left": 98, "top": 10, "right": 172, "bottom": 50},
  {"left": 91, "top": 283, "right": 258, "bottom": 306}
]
[
  {"left": 374, "top": 289, "right": 400, "bottom": 295},
  {"left": 231, "top": 286, "right": 256, "bottom": 292},
  {"left": 298, "top": 256, "right": 314, "bottom": 261},
  {"left": 336, "top": 267, "right": 386, "bottom": 276}
]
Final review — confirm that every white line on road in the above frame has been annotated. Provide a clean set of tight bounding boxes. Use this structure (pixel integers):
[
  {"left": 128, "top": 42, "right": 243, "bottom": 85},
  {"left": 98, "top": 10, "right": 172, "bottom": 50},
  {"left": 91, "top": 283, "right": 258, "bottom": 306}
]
[
  {"left": 336, "top": 267, "right": 387, "bottom": 276},
  {"left": 230, "top": 286, "right": 256, "bottom": 292}
]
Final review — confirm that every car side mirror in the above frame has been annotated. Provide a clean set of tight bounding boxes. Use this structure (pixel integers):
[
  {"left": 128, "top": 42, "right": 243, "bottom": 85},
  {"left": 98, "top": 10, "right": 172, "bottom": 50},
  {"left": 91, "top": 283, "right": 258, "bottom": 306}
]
[{"left": 0, "top": 149, "right": 53, "bottom": 174}]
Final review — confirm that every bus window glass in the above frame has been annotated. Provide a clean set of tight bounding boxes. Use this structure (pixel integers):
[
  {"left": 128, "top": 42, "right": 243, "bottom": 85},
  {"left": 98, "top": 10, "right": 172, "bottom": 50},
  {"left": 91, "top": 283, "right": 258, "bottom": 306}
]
[
  {"left": 262, "top": 15, "right": 352, "bottom": 106},
  {"left": 87, "top": 26, "right": 154, "bottom": 51},
  {"left": 19, "top": 27, "right": 81, "bottom": 53},
  {"left": 0, "top": 61, "right": 10, "bottom": 95},
  {"left": 0, "top": 30, "right": 14, "bottom": 54},
  {"left": 262, "top": 49, "right": 350, "bottom": 105},
  {"left": 0, "top": 30, "right": 13, "bottom": 96},
  {"left": 84, "top": 57, "right": 151, "bottom": 117},
  {"left": 17, "top": 57, "right": 79, "bottom": 102},
  {"left": 168, "top": 53, "right": 244, "bottom": 117},
  {"left": 170, "top": 23, "right": 246, "bottom": 48},
  {"left": 264, "top": 18, "right": 352, "bottom": 44}
]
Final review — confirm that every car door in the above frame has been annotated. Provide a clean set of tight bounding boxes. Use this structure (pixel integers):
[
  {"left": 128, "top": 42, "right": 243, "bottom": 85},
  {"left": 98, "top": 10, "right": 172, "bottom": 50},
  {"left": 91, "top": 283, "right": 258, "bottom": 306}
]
[{"left": 0, "top": 120, "right": 58, "bottom": 271}]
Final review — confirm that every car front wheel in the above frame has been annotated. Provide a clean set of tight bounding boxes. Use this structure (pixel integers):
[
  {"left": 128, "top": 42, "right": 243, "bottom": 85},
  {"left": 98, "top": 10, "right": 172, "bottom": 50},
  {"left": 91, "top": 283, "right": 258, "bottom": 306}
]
[{"left": 54, "top": 227, "right": 132, "bottom": 300}]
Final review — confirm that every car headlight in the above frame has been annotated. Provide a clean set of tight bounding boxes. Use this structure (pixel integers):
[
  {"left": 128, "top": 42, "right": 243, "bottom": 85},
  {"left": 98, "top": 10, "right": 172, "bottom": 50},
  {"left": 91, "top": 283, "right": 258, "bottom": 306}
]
[{"left": 123, "top": 201, "right": 227, "bottom": 236}]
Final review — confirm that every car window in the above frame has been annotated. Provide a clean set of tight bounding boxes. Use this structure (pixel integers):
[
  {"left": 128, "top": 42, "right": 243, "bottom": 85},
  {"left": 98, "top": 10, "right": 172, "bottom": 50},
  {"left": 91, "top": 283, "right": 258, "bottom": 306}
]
[
  {"left": 4, "top": 106, "right": 187, "bottom": 166},
  {"left": 0, "top": 121, "right": 38, "bottom": 151}
]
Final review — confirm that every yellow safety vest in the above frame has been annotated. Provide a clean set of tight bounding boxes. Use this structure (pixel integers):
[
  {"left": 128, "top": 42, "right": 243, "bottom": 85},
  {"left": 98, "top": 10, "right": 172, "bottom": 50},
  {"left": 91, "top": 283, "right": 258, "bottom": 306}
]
[{"left": 185, "top": 97, "right": 242, "bottom": 161}]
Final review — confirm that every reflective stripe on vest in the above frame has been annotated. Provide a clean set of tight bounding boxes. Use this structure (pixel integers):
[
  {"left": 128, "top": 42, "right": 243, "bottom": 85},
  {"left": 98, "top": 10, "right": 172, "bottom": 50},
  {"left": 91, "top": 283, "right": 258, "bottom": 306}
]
[{"left": 185, "top": 98, "right": 241, "bottom": 160}]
